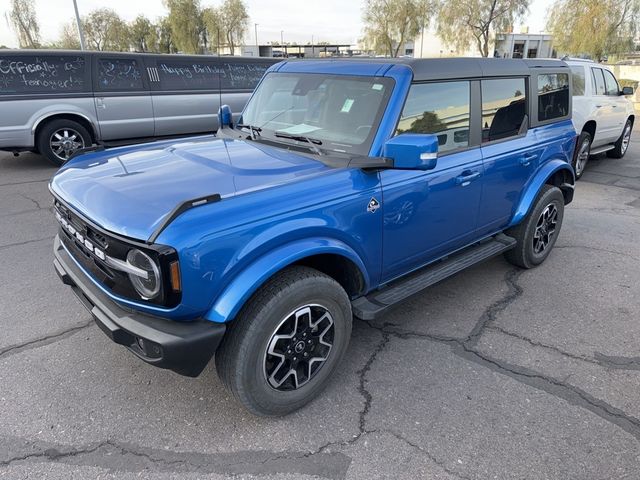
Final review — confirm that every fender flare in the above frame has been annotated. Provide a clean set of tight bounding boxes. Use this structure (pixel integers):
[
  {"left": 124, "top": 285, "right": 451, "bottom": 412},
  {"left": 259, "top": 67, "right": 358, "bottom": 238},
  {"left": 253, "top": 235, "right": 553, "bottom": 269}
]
[
  {"left": 204, "top": 237, "right": 370, "bottom": 323},
  {"left": 508, "top": 160, "right": 575, "bottom": 228}
]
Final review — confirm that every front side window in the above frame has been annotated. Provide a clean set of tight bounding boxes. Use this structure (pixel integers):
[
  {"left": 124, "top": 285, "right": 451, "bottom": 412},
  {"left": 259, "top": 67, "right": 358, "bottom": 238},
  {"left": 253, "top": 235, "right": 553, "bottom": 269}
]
[
  {"left": 603, "top": 69, "right": 620, "bottom": 95},
  {"left": 538, "top": 73, "right": 569, "bottom": 121},
  {"left": 241, "top": 73, "right": 394, "bottom": 155},
  {"left": 591, "top": 68, "right": 606, "bottom": 95},
  {"left": 570, "top": 66, "right": 585, "bottom": 96},
  {"left": 97, "top": 58, "right": 144, "bottom": 91},
  {"left": 481, "top": 78, "right": 527, "bottom": 142},
  {"left": 396, "top": 81, "right": 471, "bottom": 153}
]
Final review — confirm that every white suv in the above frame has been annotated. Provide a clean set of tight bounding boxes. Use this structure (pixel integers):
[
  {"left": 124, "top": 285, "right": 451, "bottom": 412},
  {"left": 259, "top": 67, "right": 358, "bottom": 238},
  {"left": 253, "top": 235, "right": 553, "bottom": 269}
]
[{"left": 565, "top": 59, "right": 635, "bottom": 179}]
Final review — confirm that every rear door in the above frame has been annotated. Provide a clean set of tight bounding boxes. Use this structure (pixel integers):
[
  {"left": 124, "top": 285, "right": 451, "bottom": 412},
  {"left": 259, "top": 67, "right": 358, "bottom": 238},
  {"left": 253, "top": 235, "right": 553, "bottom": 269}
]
[
  {"left": 589, "top": 67, "right": 618, "bottom": 143},
  {"left": 146, "top": 56, "right": 222, "bottom": 136},
  {"left": 477, "top": 76, "right": 539, "bottom": 235},
  {"left": 93, "top": 55, "right": 154, "bottom": 140}
]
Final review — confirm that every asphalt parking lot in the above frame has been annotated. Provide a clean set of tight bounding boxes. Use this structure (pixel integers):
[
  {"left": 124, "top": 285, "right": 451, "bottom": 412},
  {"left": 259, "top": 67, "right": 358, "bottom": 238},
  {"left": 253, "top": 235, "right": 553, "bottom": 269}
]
[{"left": 1, "top": 129, "right": 639, "bottom": 480}]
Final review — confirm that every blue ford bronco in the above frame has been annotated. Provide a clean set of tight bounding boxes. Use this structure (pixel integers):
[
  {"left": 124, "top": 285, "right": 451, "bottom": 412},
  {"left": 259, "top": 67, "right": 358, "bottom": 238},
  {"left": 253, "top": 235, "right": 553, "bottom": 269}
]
[{"left": 52, "top": 58, "right": 576, "bottom": 415}]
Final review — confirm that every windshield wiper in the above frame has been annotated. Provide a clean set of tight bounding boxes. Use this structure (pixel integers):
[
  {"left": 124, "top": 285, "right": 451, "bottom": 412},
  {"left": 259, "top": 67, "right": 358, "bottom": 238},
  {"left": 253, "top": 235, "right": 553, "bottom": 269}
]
[
  {"left": 236, "top": 124, "right": 262, "bottom": 140},
  {"left": 274, "top": 132, "right": 323, "bottom": 155}
]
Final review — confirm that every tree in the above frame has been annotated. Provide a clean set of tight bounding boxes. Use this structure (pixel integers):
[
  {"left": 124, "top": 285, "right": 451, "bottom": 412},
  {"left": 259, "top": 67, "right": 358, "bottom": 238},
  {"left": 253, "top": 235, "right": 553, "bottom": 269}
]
[
  {"left": 363, "top": 0, "right": 433, "bottom": 57},
  {"left": 157, "top": 17, "right": 177, "bottom": 53},
  {"left": 547, "top": 0, "right": 639, "bottom": 60},
  {"left": 8, "top": 0, "right": 40, "bottom": 48},
  {"left": 164, "top": 0, "right": 204, "bottom": 54},
  {"left": 51, "top": 21, "right": 81, "bottom": 50},
  {"left": 436, "top": 0, "right": 530, "bottom": 57},
  {"left": 202, "top": 7, "right": 223, "bottom": 52},
  {"left": 398, "top": 111, "right": 446, "bottom": 134},
  {"left": 130, "top": 15, "right": 157, "bottom": 52},
  {"left": 220, "top": 0, "right": 249, "bottom": 55},
  {"left": 83, "top": 8, "right": 130, "bottom": 51}
]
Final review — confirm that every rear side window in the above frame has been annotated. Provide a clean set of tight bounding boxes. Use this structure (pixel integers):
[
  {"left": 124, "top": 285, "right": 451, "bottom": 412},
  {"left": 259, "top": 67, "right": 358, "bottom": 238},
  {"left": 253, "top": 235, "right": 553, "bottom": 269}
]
[
  {"left": 481, "top": 78, "right": 527, "bottom": 142},
  {"left": 97, "top": 58, "right": 144, "bottom": 91},
  {"left": 157, "top": 60, "right": 223, "bottom": 91},
  {"left": 396, "top": 81, "right": 471, "bottom": 153},
  {"left": 570, "top": 66, "right": 585, "bottom": 96},
  {"left": 0, "top": 55, "right": 87, "bottom": 94},
  {"left": 537, "top": 73, "right": 569, "bottom": 121},
  {"left": 591, "top": 68, "right": 606, "bottom": 95},
  {"left": 603, "top": 69, "right": 620, "bottom": 95},
  {"left": 220, "top": 61, "right": 272, "bottom": 90}
]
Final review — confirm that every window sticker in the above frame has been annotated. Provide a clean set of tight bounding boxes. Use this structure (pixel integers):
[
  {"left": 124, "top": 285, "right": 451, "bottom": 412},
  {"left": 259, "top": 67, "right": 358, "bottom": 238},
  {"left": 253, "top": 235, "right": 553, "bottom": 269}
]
[
  {"left": 341, "top": 98, "right": 355, "bottom": 113},
  {"left": 372, "top": 84, "right": 383, "bottom": 90}
]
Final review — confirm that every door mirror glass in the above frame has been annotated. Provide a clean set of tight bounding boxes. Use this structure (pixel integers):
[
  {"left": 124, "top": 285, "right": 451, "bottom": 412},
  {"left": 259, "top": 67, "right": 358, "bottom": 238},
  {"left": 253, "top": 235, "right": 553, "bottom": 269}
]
[
  {"left": 383, "top": 134, "right": 438, "bottom": 170},
  {"left": 622, "top": 86, "right": 634, "bottom": 96},
  {"left": 218, "top": 104, "right": 233, "bottom": 130}
]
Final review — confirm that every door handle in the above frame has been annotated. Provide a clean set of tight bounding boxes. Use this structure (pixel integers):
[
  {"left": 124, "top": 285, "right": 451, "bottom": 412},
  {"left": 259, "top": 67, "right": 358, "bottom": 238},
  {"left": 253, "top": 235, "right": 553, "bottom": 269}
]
[
  {"left": 595, "top": 105, "right": 603, "bottom": 108},
  {"left": 520, "top": 153, "right": 537, "bottom": 166},
  {"left": 455, "top": 170, "right": 481, "bottom": 186},
  {"left": 96, "top": 97, "right": 105, "bottom": 109}
]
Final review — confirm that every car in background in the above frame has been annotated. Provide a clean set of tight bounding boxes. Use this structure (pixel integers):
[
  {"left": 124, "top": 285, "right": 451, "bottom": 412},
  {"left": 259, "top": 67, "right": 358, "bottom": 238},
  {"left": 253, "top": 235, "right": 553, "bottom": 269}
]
[
  {"left": 0, "top": 50, "right": 277, "bottom": 165},
  {"left": 565, "top": 58, "right": 635, "bottom": 179}
]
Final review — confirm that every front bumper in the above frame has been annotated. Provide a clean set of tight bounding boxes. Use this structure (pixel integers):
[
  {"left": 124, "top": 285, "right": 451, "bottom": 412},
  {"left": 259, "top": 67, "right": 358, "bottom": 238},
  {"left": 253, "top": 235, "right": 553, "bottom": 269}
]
[{"left": 53, "top": 235, "right": 225, "bottom": 377}]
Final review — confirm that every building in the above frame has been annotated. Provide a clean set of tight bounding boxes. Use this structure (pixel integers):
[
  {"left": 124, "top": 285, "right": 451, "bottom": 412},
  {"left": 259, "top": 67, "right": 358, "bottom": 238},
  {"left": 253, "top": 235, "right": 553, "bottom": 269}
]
[
  {"left": 241, "top": 44, "right": 355, "bottom": 58},
  {"left": 412, "top": 30, "right": 478, "bottom": 58},
  {"left": 494, "top": 33, "right": 555, "bottom": 59}
]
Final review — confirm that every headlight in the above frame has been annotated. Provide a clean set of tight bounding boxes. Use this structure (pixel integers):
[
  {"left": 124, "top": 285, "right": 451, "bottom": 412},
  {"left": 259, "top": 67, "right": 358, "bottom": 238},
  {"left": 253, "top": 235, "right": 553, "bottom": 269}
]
[{"left": 126, "top": 249, "right": 161, "bottom": 300}]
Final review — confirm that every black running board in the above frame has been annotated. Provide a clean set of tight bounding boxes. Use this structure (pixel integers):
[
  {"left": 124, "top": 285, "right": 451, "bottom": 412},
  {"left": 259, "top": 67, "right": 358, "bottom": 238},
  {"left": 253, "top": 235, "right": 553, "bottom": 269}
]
[{"left": 352, "top": 234, "right": 517, "bottom": 320}]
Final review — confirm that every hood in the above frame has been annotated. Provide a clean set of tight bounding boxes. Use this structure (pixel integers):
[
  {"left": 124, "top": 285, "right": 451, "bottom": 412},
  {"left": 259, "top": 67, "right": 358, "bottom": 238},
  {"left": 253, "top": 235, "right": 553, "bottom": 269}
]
[{"left": 50, "top": 136, "right": 330, "bottom": 241}]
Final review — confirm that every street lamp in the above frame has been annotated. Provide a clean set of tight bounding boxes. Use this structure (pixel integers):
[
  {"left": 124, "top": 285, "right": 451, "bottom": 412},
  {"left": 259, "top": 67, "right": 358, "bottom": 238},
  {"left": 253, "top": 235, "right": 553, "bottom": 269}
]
[
  {"left": 254, "top": 23, "right": 258, "bottom": 56},
  {"left": 72, "top": 0, "right": 86, "bottom": 50},
  {"left": 280, "top": 30, "right": 284, "bottom": 46}
]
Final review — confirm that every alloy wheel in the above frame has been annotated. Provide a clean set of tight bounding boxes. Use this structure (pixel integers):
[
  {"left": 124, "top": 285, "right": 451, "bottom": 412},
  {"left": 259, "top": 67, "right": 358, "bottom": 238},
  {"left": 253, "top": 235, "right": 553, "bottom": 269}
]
[
  {"left": 575, "top": 138, "right": 590, "bottom": 176},
  {"left": 621, "top": 124, "right": 632, "bottom": 155},
  {"left": 264, "top": 304, "right": 334, "bottom": 391},
  {"left": 533, "top": 204, "right": 558, "bottom": 255},
  {"left": 50, "top": 128, "right": 85, "bottom": 162}
]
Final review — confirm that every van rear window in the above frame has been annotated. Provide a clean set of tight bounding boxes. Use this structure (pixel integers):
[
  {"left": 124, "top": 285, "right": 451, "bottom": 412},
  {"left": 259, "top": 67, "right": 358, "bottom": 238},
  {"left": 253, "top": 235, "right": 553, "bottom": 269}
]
[
  {"left": 0, "top": 55, "right": 87, "bottom": 94},
  {"left": 155, "top": 59, "right": 272, "bottom": 91}
]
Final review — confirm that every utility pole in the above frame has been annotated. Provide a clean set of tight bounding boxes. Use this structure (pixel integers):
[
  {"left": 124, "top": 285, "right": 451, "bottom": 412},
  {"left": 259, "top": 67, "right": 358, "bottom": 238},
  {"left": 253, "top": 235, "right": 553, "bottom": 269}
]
[
  {"left": 311, "top": 34, "right": 314, "bottom": 58},
  {"left": 280, "top": 30, "right": 284, "bottom": 46},
  {"left": 72, "top": 0, "right": 86, "bottom": 50}
]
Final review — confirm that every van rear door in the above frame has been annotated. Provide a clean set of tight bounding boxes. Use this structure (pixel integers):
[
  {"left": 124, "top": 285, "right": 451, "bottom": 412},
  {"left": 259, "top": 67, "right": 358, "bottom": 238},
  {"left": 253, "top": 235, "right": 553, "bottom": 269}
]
[{"left": 93, "top": 55, "right": 154, "bottom": 141}]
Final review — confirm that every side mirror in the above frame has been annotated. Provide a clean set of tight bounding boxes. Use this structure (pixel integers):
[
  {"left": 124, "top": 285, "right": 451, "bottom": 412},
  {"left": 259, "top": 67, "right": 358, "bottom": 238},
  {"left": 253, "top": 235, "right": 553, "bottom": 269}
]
[
  {"left": 621, "top": 86, "right": 634, "bottom": 96},
  {"left": 383, "top": 134, "right": 439, "bottom": 170},
  {"left": 217, "top": 104, "right": 233, "bottom": 130}
]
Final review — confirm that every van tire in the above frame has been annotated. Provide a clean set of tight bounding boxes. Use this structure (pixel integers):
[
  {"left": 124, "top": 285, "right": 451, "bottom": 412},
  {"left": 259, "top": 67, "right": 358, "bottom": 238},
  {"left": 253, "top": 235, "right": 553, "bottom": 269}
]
[
  {"left": 215, "top": 266, "right": 352, "bottom": 416},
  {"left": 503, "top": 185, "right": 564, "bottom": 269},
  {"left": 607, "top": 119, "right": 632, "bottom": 158},
  {"left": 37, "top": 119, "right": 92, "bottom": 167}
]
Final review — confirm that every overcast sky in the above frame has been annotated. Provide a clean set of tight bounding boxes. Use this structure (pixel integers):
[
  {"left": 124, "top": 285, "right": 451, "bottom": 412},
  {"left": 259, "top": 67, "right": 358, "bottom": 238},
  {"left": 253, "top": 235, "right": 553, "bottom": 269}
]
[{"left": 0, "top": 0, "right": 553, "bottom": 49}]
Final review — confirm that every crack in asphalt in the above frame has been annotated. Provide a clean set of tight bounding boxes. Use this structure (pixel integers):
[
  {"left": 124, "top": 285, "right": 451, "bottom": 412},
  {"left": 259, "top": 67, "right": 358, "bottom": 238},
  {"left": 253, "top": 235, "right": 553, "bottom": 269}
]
[
  {"left": 554, "top": 244, "right": 640, "bottom": 262},
  {"left": 0, "top": 438, "right": 351, "bottom": 478},
  {"left": 0, "top": 320, "right": 92, "bottom": 361},
  {"left": 18, "top": 192, "right": 50, "bottom": 212},
  {"left": 0, "top": 236, "right": 55, "bottom": 252},
  {"left": 0, "top": 178, "right": 51, "bottom": 188},
  {"left": 362, "top": 267, "right": 640, "bottom": 444}
]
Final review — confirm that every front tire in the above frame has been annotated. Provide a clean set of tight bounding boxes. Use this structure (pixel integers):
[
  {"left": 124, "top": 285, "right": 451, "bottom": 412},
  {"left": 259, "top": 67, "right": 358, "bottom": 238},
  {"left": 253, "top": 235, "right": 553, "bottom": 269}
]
[
  {"left": 504, "top": 185, "right": 565, "bottom": 269},
  {"left": 36, "top": 119, "right": 91, "bottom": 167},
  {"left": 215, "top": 266, "right": 352, "bottom": 416},
  {"left": 607, "top": 119, "right": 632, "bottom": 158},
  {"left": 572, "top": 131, "right": 592, "bottom": 180}
]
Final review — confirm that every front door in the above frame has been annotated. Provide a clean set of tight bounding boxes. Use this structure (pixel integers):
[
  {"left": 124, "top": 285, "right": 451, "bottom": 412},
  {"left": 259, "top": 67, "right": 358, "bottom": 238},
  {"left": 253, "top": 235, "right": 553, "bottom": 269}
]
[{"left": 380, "top": 80, "right": 482, "bottom": 282}]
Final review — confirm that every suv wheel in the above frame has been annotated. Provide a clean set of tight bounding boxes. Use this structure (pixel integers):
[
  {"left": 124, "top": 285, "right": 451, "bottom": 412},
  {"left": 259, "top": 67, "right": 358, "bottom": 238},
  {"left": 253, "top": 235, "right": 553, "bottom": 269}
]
[
  {"left": 572, "top": 131, "right": 592, "bottom": 180},
  {"left": 607, "top": 119, "right": 633, "bottom": 158},
  {"left": 37, "top": 119, "right": 92, "bottom": 167},
  {"left": 504, "top": 185, "right": 565, "bottom": 269},
  {"left": 215, "top": 266, "right": 352, "bottom": 416}
]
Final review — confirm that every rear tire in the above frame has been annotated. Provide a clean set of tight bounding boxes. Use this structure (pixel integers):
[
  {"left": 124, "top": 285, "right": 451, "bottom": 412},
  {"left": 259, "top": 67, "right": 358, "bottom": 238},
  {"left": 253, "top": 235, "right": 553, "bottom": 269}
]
[
  {"left": 572, "top": 131, "right": 591, "bottom": 180},
  {"left": 36, "top": 119, "right": 92, "bottom": 167},
  {"left": 607, "top": 119, "right": 632, "bottom": 158},
  {"left": 503, "top": 185, "right": 564, "bottom": 269},
  {"left": 215, "top": 266, "right": 352, "bottom": 416}
]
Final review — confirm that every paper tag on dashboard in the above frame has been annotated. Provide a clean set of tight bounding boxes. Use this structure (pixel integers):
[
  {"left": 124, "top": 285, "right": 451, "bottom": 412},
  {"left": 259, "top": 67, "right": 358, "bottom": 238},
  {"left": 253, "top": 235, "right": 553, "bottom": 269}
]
[{"left": 341, "top": 99, "right": 354, "bottom": 113}]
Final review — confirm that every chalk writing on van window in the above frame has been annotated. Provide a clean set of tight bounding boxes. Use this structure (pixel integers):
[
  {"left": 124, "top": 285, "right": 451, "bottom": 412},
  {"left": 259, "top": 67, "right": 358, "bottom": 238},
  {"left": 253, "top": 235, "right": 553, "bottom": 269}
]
[
  {"left": 0, "top": 56, "right": 86, "bottom": 93},
  {"left": 156, "top": 60, "right": 271, "bottom": 91},
  {"left": 98, "top": 58, "right": 143, "bottom": 90}
]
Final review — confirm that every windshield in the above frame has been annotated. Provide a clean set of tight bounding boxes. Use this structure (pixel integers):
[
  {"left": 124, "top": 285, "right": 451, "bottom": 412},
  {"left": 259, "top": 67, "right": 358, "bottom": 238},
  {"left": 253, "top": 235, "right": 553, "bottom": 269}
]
[{"left": 240, "top": 73, "right": 394, "bottom": 155}]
